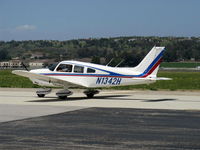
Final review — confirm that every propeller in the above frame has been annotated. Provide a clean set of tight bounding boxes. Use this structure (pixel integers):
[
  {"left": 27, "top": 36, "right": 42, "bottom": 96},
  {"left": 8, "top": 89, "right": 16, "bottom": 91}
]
[{"left": 21, "top": 62, "right": 29, "bottom": 71}]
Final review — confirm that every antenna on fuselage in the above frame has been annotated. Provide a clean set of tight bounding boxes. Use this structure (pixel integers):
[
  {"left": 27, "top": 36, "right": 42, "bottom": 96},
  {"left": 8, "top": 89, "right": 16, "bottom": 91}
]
[
  {"left": 115, "top": 60, "right": 124, "bottom": 67},
  {"left": 106, "top": 58, "right": 114, "bottom": 66}
]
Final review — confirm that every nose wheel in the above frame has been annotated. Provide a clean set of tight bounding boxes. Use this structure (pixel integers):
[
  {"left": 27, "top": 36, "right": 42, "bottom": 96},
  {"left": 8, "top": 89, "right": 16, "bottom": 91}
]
[{"left": 36, "top": 88, "right": 52, "bottom": 97}]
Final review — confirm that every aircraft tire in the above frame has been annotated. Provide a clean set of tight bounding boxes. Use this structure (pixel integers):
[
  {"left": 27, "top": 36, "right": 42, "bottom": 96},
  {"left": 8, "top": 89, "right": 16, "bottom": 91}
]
[
  {"left": 37, "top": 94, "right": 45, "bottom": 97},
  {"left": 58, "top": 96, "right": 67, "bottom": 100},
  {"left": 86, "top": 93, "right": 94, "bottom": 98}
]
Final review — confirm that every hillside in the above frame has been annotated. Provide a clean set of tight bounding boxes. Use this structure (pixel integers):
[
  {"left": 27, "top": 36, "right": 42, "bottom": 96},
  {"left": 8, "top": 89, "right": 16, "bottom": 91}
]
[{"left": 0, "top": 36, "right": 200, "bottom": 67}]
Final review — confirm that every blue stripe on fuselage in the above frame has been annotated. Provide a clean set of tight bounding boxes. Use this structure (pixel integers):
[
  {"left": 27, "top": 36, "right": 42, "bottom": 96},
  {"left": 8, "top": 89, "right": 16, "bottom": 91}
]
[{"left": 41, "top": 49, "right": 164, "bottom": 78}]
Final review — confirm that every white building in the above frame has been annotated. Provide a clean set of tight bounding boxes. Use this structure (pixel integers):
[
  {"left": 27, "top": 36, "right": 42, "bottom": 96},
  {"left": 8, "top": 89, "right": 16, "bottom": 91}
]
[
  {"left": 0, "top": 60, "right": 22, "bottom": 68},
  {"left": 29, "top": 62, "right": 44, "bottom": 68}
]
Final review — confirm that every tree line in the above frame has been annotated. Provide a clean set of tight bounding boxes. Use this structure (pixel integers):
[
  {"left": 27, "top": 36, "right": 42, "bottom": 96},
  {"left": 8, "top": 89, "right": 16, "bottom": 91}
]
[{"left": 0, "top": 36, "right": 199, "bottom": 67}]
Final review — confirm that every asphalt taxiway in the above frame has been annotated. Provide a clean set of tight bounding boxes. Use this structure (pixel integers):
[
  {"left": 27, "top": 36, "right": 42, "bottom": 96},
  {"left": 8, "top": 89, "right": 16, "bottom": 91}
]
[{"left": 0, "top": 88, "right": 200, "bottom": 149}]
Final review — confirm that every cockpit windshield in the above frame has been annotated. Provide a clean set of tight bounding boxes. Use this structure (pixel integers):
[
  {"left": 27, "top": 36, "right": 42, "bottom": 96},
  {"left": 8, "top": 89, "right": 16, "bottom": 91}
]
[{"left": 48, "top": 63, "right": 58, "bottom": 71}]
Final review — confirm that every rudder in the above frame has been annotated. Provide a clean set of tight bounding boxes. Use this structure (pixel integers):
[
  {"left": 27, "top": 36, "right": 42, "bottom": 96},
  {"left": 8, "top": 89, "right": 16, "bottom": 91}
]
[{"left": 134, "top": 46, "right": 165, "bottom": 77}]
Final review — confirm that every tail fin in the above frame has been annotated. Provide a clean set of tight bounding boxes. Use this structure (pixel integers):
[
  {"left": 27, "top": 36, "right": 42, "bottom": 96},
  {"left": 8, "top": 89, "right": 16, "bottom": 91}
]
[{"left": 134, "top": 46, "right": 165, "bottom": 77}]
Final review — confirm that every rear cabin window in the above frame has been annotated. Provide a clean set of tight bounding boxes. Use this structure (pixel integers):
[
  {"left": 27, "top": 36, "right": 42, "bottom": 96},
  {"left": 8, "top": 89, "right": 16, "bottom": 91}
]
[
  {"left": 56, "top": 64, "right": 72, "bottom": 72},
  {"left": 74, "top": 65, "right": 84, "bottom": 73},
  {"left": 87, "top": 68, "right": 96, "bottom": 73}
]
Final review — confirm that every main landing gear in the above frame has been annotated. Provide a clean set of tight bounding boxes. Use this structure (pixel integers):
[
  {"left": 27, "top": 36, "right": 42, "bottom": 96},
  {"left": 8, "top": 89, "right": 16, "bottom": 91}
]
[
  {"left": 36, "top": 88, "right": 99, "bottom": 99},
  {"left": 83, "top": 89, "right": 99, "bottom": 98},
  {"left": 56, "top": 89, "right": 73, "bottom": 99}
]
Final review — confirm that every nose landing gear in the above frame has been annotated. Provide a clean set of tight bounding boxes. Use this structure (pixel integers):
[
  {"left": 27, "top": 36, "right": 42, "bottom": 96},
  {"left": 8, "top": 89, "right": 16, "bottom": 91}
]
[{"left": 36, "top": 88, "right": 52, "bottom": 97}]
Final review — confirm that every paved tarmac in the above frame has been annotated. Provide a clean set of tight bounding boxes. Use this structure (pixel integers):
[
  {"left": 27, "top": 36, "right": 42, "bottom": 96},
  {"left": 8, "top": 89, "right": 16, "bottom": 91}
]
[
  {"left": 0, "top": 104, "right": 86, "bottom": 122},
  {"left": 0, "top": 88, "right": 200, "bottom": 149},
  {"left": 0, "top": 107, "right": 200, "bottom": 150},
  {"left": 0, "top": 88, "right": 200, "bottom": 123}
]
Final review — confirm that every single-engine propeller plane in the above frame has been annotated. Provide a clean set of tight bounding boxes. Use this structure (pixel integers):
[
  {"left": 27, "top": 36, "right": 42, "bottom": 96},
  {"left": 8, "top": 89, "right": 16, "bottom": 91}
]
[{"left": 12, "top": 46, "right": 171, "bottom": 99}]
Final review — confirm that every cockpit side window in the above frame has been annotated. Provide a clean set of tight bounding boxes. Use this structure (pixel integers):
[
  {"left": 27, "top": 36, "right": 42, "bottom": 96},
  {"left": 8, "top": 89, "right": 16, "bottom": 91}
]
[
  {"left": 74, "top": 65, "right": 84, "bottom": 73},
  {"left": 87, "top": 68, "right": 96, "bottom": 73},
  {"left": 56, "top": 64, "right": 72, "bottom": 72}
]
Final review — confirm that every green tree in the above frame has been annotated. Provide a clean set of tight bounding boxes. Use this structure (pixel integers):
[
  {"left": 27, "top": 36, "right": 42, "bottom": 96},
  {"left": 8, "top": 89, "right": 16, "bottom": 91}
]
[
  {"left": 0, "top": 50, "right": 10, "bottom": 61},
  {"left": 91, "top": 56, "right": 101, "bottom": 64}
]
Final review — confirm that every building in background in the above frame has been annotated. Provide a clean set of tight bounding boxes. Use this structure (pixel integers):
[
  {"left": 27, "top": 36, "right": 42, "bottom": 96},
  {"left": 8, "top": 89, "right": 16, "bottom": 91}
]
[
  {"left": 0, "top": 60, "right": 22, "bottom": 69},
  {"left": 29, "top": 62, "right": 44, "bottom": 69}
]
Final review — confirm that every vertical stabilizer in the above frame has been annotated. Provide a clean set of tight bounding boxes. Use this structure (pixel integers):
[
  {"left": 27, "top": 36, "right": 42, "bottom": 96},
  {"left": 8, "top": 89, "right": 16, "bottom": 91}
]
[{"left": 134, "top": 46, "right": 165, "bottom": 77}]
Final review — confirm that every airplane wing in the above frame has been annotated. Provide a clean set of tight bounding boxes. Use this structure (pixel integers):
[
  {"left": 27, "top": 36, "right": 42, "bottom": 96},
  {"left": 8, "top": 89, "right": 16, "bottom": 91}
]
[{"left": 12, "top": 70, "right": 82, "bottom": 87}]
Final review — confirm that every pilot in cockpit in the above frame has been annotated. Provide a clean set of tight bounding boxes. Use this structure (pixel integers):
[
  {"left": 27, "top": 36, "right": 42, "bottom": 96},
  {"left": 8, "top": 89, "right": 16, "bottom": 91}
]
[{"left": 56, "top": 64, "right": 72, "bottom": 72}]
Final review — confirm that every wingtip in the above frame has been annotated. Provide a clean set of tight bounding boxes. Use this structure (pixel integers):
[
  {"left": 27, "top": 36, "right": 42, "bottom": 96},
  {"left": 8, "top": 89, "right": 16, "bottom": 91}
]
[{"left": 12, "top": 70, "right": 28, "bottom": 75}]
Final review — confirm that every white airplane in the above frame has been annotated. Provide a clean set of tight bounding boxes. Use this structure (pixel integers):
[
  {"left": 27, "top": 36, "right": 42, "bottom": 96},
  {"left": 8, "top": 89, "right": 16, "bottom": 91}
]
[{"left": 12, "top": 46, "right": 171, "bottom": 99}]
